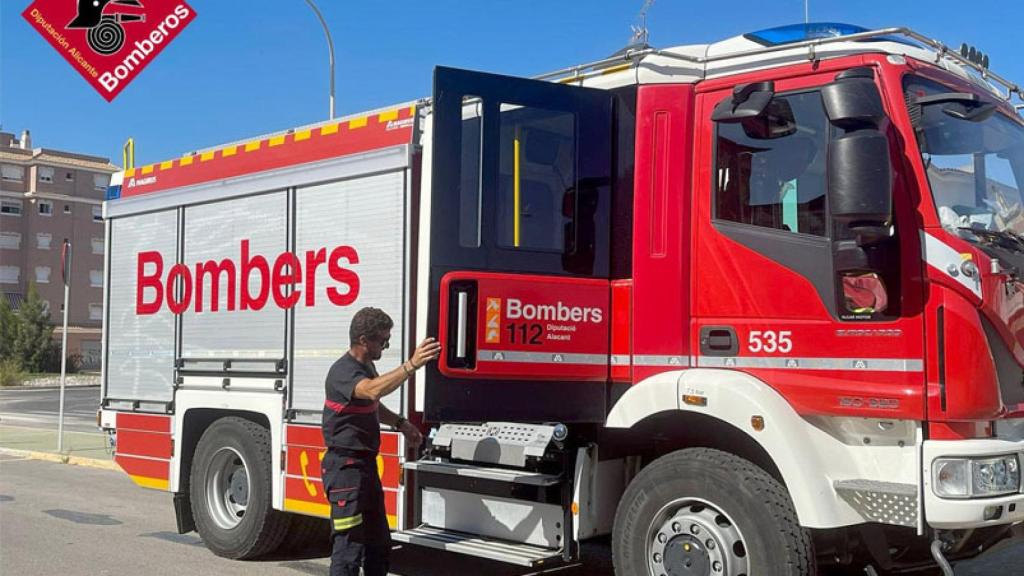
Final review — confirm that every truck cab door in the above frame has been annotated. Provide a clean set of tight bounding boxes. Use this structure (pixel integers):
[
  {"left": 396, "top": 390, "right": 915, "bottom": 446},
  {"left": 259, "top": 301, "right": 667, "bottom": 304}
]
[
  {"left": 425, "top": 66, "right": 613, "bottom": 423},
  {"left": 692, "top": 64, "right": 927, "bottom": 420}
]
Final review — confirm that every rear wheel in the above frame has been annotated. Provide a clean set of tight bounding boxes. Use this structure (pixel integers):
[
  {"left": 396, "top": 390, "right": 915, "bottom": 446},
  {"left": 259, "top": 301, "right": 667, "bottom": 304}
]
[
  {"left": 190, "top": 416, "right": 289, "bottom": 559},
  {"left": 612, "top": 448, "right": 813, "bottom": 576}
]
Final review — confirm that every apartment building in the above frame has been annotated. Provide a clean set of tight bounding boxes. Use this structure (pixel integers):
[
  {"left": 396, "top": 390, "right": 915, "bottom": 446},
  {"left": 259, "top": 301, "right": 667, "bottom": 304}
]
[{"left": 0, "top": 130, "right": 119, "bottom": 369}]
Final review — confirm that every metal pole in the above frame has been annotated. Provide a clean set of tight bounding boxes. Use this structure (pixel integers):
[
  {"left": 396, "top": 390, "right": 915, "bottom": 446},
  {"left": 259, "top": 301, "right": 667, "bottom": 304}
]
[
  {"left": 303, "top": 0, "right": 336, "bottom": 119},
  {"left": 57, "top": 240, "right": 71, "bottom": 453}
]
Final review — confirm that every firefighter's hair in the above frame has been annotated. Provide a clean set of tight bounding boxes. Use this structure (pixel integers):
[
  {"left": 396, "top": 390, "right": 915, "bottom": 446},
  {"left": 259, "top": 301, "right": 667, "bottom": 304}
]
[{"left": 349, "top": 307, "right": 394, "bottom": 347}]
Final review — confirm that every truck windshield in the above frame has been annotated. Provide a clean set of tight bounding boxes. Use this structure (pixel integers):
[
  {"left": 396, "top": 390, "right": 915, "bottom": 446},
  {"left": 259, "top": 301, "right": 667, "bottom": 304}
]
[{"left": 906, "top": 76, "right": 1024, "bottom": 238}]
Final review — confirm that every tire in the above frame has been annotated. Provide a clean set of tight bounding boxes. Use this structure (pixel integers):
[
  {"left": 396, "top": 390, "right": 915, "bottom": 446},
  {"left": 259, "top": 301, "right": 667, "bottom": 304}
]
[
  {"left": 612, "top": 448, "right": 813, "bottom": 576},
  {"left": 190, "top": 417, "right": 289, "bottom": 559},
  {"left": 277, "top": 513, "right": 331, "bottom": 556}
]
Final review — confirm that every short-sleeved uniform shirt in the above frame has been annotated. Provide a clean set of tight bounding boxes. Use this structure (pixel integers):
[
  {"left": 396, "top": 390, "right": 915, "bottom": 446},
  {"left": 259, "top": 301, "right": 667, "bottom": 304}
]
[{"left": 322, "top": 353, "right": 380, "bottom": 457}]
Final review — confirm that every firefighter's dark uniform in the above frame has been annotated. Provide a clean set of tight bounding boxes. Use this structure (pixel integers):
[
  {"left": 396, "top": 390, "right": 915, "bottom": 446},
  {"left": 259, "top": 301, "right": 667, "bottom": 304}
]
[{"left": 321, "top": 353, "right": 390, "bottom": 576}]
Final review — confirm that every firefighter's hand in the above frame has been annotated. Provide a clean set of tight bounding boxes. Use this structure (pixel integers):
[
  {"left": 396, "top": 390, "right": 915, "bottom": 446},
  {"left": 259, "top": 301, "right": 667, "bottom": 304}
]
[
  {"left": 409, "top": 337, "right": 441, "bottom": 369},
  {"left": 398, "top": 419, "right": 423, "bottom": 450}
]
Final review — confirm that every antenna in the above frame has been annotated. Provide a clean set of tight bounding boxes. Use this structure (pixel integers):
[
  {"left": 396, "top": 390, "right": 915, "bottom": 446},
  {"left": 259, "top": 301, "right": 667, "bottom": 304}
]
[
  {"left": 805, "top": 0, "right": 809, "bottom": 24},
  {"left": 630, "top": 0, "right": 655, "bottom": 46}
]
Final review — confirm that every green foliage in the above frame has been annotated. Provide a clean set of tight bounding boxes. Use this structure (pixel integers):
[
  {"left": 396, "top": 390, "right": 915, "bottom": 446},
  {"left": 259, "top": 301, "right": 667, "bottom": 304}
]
[
  {"left": 0, "top": 296, "right": 15, "bottom": 360},
  {"left": 12, "top": 283, "right": 58, "bottom": 373},
  {"left": 0, "top": 358, "right": 24, "bottom": 387}
]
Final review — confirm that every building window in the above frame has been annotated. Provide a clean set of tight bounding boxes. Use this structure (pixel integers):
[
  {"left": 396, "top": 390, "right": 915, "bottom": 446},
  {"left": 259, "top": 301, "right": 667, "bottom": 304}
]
[
  {"left": 91, "top": 237, "right": 104, "bottom": 254},
  {"left": 93, "top": 174, "right": 109, "bottom": 191},
  {"left": 92, "top": 206, "right": 103, "bottom": 222},
  {"left": 64, "top": 204, "right": 72, "bottom": 214},
  {"left": 90, "top": 270, "right": 103, "bottom": 287},
  {"left": 89, "top": 303, "right": 103, "bottom": 321},
  {"left": 38, "top": 166, "right": 55, "bottom": 183},
  {"left": 35, "top": 266, "right": 51, "bottom": 284},
  {"left": 38, "top": 200, "right": 53, "bottom": 216},
  {"left": 1, "top": 165, "right": 24, "bottom": 181},
  {"left": 0, "top": 266, "right": 19, "bottom": 284},
  {"left": 65, "top": 172, "right": 74, "bottom": 182},
  {"left": 1, "top": 199, "right": 23, "bottom": 216},
  {"left": 37, "top": 233, "right": 52, "bottom": 250},
  {"left": 0, "top": 232, "right": 20, "bottom": 250}
]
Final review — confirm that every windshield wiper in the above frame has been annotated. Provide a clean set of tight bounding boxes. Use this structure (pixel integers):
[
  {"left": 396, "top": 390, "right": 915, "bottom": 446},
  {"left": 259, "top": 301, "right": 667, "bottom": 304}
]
[
  {"left": 915, "top": 93, "right": 998, "bottom": 123},
  {"left": 958, "top": 226, "right": 1024, "bottom": 253}
]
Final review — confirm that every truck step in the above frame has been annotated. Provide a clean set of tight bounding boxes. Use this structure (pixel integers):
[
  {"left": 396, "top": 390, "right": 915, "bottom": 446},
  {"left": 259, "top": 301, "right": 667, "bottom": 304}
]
[
  {"left": 391, "top": 526, "right": 563, "bottom": 567},
  {"left": 834, "top": 479, "right": 918, "bottom": 528},
  {"left": 404, "top": 460, "right": 561, "bottom": 486}
]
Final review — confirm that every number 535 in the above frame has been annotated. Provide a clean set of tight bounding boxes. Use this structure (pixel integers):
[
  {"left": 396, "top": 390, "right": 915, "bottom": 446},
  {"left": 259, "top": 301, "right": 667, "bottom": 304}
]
[{"left": 747, "top": 330, "right": 792, "bottom": 354}]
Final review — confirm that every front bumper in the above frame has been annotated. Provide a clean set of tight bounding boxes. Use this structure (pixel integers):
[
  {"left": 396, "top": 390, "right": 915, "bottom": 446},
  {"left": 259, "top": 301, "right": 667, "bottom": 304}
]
[{"left": 923, "top": 436, "right": 1024, "bottom": 529}]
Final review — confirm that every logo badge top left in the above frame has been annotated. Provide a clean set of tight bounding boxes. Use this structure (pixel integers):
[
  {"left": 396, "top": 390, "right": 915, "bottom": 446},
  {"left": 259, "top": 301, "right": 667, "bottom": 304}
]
[{"left": 23, "top": 0, "right": 196, "bottom": 101}]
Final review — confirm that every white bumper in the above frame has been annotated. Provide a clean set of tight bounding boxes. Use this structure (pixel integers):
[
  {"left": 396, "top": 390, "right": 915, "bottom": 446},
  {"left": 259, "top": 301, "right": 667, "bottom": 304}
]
[{"left": 923, "top": 435, "right": 1024, "bottom": 529}]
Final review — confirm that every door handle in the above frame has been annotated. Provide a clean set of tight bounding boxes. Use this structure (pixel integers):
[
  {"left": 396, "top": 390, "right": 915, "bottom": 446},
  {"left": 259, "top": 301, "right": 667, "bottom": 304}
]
[
  {"left": 455, "top": 291, "right": 469, "bottom": 359},
  {"left": 446, "top": 280, "right": 477, "bottom": 369},
  {"left": 699, "top": 326, "right": 738, "bottom": 356}
]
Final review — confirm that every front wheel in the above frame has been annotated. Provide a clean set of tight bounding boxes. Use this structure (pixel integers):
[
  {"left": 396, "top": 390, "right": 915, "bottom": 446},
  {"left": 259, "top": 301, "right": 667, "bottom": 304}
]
[
  {"left": 190, "top": 417, "right": 289, "bottom": 559},
  {"left": 612, "top": 448, "right": 813, "bottom": 576}
]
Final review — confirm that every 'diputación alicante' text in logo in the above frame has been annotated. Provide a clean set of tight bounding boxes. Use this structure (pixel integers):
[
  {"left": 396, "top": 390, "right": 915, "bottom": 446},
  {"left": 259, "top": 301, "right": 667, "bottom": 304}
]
[{"left": 22, "top": 0, "right": 196, "bottom": 102}]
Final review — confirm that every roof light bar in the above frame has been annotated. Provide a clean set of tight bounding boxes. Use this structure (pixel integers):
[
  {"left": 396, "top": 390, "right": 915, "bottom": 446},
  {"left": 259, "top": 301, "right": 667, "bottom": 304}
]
[{"left": 744, "top": 22, "right": 919, "bottom": 48}]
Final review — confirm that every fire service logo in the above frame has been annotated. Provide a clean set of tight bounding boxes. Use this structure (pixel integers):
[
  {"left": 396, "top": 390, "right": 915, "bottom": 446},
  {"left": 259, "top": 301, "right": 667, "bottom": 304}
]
[{"left": 23, "top": 0, "right": 196, "bottom": 101}]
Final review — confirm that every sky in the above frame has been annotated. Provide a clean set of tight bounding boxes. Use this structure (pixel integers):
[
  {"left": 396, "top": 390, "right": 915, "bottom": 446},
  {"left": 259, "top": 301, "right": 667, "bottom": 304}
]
[{"left": 2, "top": 0, "right": 1022, "bottom": 168}]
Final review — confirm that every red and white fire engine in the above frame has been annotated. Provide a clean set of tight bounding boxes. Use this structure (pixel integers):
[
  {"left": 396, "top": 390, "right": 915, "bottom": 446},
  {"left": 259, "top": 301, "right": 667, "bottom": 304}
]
[{"left": 99, "top": 23, "right": 1024, "bottom": 575}]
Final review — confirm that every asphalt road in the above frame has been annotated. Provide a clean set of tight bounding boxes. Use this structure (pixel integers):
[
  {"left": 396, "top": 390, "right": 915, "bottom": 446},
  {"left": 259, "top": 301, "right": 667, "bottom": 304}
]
[
  {"left": 1, "top": 454, "right": 1022, "bottom": 576},
  {"left": 0, "top": 386, "right": 101, "bottom": 434},
  {"left": 0, "top": 455, "right": 607, "bottom": 576}
]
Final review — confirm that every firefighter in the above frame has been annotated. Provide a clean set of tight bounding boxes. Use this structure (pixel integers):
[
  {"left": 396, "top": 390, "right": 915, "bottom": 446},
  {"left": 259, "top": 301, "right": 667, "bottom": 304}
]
[{"left": 321, "top": 306, "right": 441, "bottom": 576}]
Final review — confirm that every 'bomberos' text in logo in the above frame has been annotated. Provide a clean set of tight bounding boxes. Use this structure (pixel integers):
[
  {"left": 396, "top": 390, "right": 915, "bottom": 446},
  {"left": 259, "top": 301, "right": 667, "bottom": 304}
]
[{"left": 23, "top": 0, "right": 196, "bottom": 102}]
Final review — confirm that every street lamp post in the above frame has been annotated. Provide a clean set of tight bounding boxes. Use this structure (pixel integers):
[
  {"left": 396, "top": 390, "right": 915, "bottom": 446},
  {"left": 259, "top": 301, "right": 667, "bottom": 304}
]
[
  {"left": 57, "top": 239, "right": 71, "bottom": 453},
  {"left": 303, "top": 0, "right": 336, "bottom": 120}
]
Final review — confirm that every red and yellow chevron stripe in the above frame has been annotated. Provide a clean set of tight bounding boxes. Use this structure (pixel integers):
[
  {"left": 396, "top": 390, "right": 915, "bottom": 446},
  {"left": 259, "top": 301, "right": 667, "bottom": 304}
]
[
  {"left": 282, "top": 424, "right": 403, "bottom": 528},
  {"left": 120, "top": 105, "right": 417, "bottom": 198},
  {"left": 113, "top": 413, "right": 173, "bottom": 491}
]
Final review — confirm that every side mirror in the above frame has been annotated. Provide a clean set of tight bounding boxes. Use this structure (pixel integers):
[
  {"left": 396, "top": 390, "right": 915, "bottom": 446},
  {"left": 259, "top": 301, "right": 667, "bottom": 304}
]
[
  {"left": 821, "top": 68, "right": 887, "bottom": 130},
  {"left": 824, "top": 68, "right": 893, "bottom": 244},
  {"left": 829, "top": 130, "right": 892, "bottom": 238},
  {"left": 712, "top": 82, "right": 775, "bottom": 123}
]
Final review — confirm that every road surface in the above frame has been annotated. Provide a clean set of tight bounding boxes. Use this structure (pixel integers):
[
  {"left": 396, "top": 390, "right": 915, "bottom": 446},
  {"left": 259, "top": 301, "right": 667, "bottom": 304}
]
[{"left": 0, "top": 386, "right": 101, "bottom": 434}]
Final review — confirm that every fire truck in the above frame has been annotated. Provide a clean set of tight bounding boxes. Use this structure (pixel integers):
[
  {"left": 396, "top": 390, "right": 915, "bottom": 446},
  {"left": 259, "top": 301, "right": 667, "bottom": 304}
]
[{"left": 99, "top": 23, "right": 1024, "bottom": 575}]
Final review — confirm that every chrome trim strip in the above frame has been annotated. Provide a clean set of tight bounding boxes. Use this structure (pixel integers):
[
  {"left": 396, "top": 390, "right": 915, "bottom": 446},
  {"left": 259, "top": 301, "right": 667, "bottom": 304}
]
[
  {"left": 633, "top": 354, "right": 690, "bottom": 367},
  {"left": 477, "top": 350, "right": 607, "bottom": 365},
  {"left": 697, "top": 356, "right": 924, "bottom": 372}
]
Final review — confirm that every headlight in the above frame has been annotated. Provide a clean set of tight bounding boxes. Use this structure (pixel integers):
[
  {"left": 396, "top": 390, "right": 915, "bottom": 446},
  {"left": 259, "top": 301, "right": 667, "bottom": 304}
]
[{"left": 933, "top": 455, "right": 1021, "bottom": 499}]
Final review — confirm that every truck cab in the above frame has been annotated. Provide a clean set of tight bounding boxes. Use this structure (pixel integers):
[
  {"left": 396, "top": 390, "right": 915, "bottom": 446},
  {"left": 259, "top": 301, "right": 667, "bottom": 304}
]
[{"left": 405, "top": 22, "right": 1024, "bottom": 574}]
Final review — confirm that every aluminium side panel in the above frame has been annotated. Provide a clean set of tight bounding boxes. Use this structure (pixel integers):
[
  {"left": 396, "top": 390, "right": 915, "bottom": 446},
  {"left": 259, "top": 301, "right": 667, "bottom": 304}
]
[
  {"left": 105, "top": 210, "right": 178, "bottom": 402},
  {"left": 180, "top": 191, "right": 288, "bottom": 361},
  {"left": 291, "top": 170, "right": 409, "bottom": 415}
]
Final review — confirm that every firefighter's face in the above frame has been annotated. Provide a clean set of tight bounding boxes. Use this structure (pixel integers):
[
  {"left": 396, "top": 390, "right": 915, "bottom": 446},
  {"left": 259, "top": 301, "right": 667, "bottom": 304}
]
[{"left": 364, "top": 331, "right": 391, "bottom": 360}]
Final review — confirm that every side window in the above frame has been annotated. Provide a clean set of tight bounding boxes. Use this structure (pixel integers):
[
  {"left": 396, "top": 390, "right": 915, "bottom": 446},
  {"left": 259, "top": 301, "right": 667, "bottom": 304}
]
[
  {"left": 715, "top": 91, "right": 829, "bottom": 237},
  {"left": 495, "top": 106, "right": 577, "bottom": 253}
]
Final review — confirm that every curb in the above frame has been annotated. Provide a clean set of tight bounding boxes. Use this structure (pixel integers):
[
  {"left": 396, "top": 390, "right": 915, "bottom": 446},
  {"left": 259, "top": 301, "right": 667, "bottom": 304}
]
[{"left": 0, "top": 446, "right": 118, "bottom": 471}]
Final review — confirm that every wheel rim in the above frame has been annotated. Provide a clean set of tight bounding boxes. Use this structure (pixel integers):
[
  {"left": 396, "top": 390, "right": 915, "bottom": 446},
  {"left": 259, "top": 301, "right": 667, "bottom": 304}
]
[
  {"left": 645, "top": 497, "right": 750, "bottom": 576},
  {"left": 205, "top": 447, "right": 250, "bottom": 530}
]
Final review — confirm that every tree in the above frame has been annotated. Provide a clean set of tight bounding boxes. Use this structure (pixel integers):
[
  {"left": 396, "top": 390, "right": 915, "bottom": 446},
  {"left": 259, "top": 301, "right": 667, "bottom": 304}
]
[
  {"left": 13, "top": 282, "right": 57, "bottom": 373},
  {"left": 0, "top": 296, "right": 16, "bottom": 361}
]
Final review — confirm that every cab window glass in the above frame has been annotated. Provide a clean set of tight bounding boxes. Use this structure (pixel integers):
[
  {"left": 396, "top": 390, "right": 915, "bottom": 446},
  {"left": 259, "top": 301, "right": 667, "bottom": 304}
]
[
  {"left": 715, "top": 91, "right": 829, "bottom": 236},
  {"left": 459, "top": 99, "right": 483, "bottom": 248},
  {"left": 496, "top": 106, "right": 577, "bottom": 252}
]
